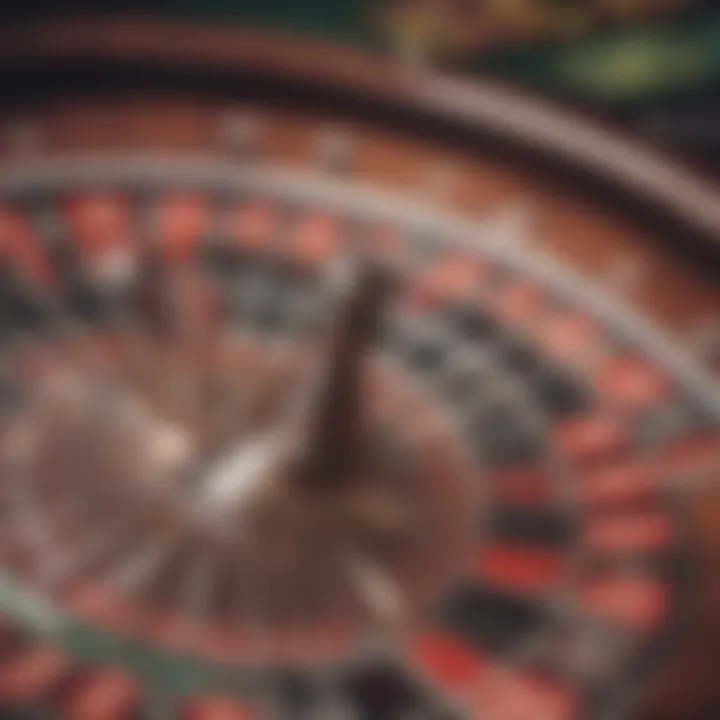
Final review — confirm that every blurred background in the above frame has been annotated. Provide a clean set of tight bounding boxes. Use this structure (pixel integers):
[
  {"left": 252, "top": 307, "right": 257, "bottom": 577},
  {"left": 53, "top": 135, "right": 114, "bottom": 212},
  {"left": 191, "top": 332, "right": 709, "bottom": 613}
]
[{"left": 4, "top": 1, "right": 720, "bottom": 175}]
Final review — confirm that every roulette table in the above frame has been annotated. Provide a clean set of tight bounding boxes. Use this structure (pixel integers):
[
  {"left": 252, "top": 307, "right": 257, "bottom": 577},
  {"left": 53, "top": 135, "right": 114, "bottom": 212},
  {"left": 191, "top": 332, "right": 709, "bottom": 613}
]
[{"left": 0, "top": 15, "right": 716, "bottom": 720}]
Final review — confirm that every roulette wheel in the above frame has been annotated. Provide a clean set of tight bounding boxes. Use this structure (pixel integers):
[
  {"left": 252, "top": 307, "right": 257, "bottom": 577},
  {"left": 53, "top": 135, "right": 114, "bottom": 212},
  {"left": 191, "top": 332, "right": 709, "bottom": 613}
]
[{"left": 0, "top": 17, "right": 716, "bottom": 720}]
